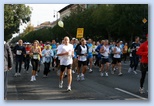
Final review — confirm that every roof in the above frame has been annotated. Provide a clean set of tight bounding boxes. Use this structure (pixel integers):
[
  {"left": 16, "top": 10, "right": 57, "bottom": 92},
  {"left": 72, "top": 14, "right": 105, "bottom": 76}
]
[{"left": 58, "top": 4, "right": 73, "bottom": 13}]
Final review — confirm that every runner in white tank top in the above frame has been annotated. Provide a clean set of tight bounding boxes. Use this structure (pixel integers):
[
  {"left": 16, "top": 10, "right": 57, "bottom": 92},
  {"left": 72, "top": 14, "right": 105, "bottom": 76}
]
[
  {"left": 76, "top": 38, "right": 88, "bottom": 81},
  {"left": 100, "top": 40, "right": 110, "bottom": 77},
  {"left": 111, "top": 40, "right": 122, "bottom": 76},
  {"left": 113, "top": 46, "right": 121, "bottom": 58}
]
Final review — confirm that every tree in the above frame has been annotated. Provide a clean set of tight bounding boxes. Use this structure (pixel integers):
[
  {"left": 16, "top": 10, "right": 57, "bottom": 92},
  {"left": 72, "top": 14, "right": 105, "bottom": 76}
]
[
  {"left": 20, "top": 23, "right": 35, "bottom": 37},
  {"left": 4, "top": 4, "right": 32, "bottom": 41},
  {"left": 111, "top": 4, "right": 148, "bottom": 43},
  {"left": 15, "top": 4, "right": 148, "bottom": 44}
]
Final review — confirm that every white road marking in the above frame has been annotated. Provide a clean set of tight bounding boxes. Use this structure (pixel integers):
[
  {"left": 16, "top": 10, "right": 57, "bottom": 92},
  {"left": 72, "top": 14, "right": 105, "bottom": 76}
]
[{"left": 115, "top": 88, "right": 148, "bottom": 100}]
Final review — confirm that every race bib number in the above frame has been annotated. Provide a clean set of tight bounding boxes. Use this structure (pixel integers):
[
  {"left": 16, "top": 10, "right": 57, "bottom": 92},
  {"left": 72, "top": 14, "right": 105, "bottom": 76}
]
[
  {"left": 61, "top": 56, "right": 72, "bottom": 65},
  {"left": 79, "top": 56, "right": 87, "bottom": 61},
  {"left": 33, "top": 54, "right": 38, "bottom": 59},
  {"left": 46, "top": 52, "right": 50, "bottom": 57},
  {"left": 16, "top": 50, "right": 22, "bottom": 55},
  {"left": 26, "top": 51, "right": 30, "bottom": 54}
]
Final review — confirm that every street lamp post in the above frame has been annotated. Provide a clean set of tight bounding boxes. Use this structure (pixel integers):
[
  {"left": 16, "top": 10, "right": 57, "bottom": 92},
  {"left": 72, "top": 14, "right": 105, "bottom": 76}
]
[
  {"left": 53, "top": 10, "right": 60, "bottom": 41},
  {"left": 53, "top": 10, "right": 59, "bottom": 23}
]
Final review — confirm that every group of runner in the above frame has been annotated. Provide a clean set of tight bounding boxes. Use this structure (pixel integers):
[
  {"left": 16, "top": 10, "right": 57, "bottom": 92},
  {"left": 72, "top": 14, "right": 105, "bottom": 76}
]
[{"left": 12, "top": 35, "right": 148, "bottom": 93}]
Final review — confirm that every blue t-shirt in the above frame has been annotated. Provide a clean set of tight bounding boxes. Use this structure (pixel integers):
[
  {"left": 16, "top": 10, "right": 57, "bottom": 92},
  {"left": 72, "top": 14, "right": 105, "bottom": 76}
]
[
  {"left": 51, "top": 44, "right": 57, "bottom": 49},
  {"left": 87, "top": 43, "right": 93, "bottom": 54},
  {"left": 95, "top": 44, "right": 103, "bottom": 58},
  {"left": 51, "top": 44, "right": 57, "bottom": 56},
  {"left": 73, "top": 44, "right": 77, "bottom": 58}
]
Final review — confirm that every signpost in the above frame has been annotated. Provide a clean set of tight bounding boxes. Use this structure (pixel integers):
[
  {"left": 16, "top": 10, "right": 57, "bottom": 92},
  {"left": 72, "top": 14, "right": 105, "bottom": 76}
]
[
  {"left": 76, "top": 28, "right": 84, "bottom": 39},
  {"left": 142, "top": 18, "right": 147, "bottom": 24}
]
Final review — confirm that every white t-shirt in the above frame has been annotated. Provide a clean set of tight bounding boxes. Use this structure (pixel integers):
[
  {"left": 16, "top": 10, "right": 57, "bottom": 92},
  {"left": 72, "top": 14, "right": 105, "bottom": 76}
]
[
  {"left": 113, "top": 46, "right": 121, "bottom": 58},
  {"left": 57, "top": 44, "right": 63, "bottom": 60},
  {"left": 57, "top": 44, "right": 74, "bottom": 65}
]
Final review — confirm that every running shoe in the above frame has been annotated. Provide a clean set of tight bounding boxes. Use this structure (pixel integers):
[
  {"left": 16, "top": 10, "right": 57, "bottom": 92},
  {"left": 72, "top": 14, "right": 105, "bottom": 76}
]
[
  {"left": 14, "top": 73, "right": 18, "bottom": 77},
  {"left": 36, "top": 73, "right": 38, "bottom": 77},
  {"left": 116, "top": 67, "right": 118, "bottom": 70},
  {"left": 64, "top": 74, "right": 67, "bottom": 78},
  {"left": 67, "top": 86, "right": 71, "bottom": 91},
  {"left": 89, "top": 69, "right": 93, "bottom": 73},
  {"left": 77, "top": 75, "right": 80, "bottom": 81},
  {"left": 105, "top": 72, "right": 109, "bottom": 77},
  {"left": 133, "top": 70, "right": 137, "bottom": 75},
  {"left": 72, "top": 70, "right": 75, "bottom": 74},
  {"left": 33, "top": 76, "right": 36, "bottom": 81},
  {"left": 81, "top": 74, "right": 85, "bottom": 80},
  {"left": 29, "top": 62, "right": 32, "bottom": 67},
  {"left": 100, "top": 72, "right": 104, "bottom": 77},
  {"left": 18, "top": 73, "right": 21, "bottom": 76},
  {"left": 118, "top": 72, "right": 123, "bottom": 76},
  {"left": 128, "top": 67, "right": 132, "bottom": 73},
  {"left": 30, "top": 76, "right": 34, "bottom": 81},
  {"left": 59, "top": 81, "right": 63, "bottom": 88},
  {"left": 139, "top": 87, "right": 145, "bottom": 94}
]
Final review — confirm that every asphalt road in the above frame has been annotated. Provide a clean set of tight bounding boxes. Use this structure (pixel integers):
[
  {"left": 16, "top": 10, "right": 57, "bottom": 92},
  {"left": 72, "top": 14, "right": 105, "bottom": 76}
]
[{"left": 7, "top": 61, "right": 148, "bottom": 100}]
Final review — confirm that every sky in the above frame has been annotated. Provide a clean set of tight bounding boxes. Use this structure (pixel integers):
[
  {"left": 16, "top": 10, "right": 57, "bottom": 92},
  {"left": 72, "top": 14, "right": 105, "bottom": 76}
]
[
  {"left": 27, "top": 4, "right": 69, "bottom": 26},
  {"left": 16, "top": 4, "right": 69, "bottom": 37}
]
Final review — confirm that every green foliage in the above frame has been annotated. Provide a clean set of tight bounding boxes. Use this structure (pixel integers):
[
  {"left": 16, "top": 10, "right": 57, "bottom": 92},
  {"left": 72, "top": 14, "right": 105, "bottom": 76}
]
[
  {"left": 4, "top": 4, "right": 32, "bottom": 41},
  {"left": 13, "top": 4, "right": 148, "bottom": 43},
  {"left": 22, "top": 23, "right": 35, "bottom": 36}
]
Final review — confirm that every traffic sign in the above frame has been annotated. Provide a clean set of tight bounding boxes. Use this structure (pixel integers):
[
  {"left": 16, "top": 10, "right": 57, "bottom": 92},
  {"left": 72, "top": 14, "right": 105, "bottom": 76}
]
[
  {"left": 142, "top": 18, "right": 147, "bottom": 24},
  {"left": 76, "top": 28, "right": 84, "bottom": 38}
]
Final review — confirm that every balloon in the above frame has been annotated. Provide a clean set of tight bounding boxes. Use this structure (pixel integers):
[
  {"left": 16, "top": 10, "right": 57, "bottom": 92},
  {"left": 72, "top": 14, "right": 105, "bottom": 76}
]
[{"left": 58, "top": 20, "right": 64, "bottom": 28}]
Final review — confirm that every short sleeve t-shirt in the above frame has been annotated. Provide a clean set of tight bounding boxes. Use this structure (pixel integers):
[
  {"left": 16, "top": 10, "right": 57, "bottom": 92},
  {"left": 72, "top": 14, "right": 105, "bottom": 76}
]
[
  {"left": 57, "top": 44, "right": 74, "bottom": 65},
  {"left": 87, "top": 43, "right": 93, "bottom": 54},
  {"left": 57, "top": 44, "right": 63, "bottom": 60}
]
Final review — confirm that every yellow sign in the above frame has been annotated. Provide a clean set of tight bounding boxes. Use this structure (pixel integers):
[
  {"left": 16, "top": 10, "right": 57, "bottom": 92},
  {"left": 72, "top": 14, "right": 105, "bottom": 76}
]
[
  {"left": 76, "top": 28, "right": 84, "bottom": 38},
  {"left": 142, "top": 18, "right": 147, "bottom": 24}
]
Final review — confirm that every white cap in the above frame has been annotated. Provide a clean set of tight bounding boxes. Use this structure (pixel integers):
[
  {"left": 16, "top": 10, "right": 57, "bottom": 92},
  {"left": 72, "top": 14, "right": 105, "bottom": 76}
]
[
  {"left": 72, "top": 38, "right": 76, "bottom": 40},
  {"left": 23, "top": 42, "right": 27, "bottom": 44},
  {"left": 46, "top": 44, "right": 50, "bottom": 46},
  {"left": 26, "top": 42, "right": 30, "bottom": 44}
]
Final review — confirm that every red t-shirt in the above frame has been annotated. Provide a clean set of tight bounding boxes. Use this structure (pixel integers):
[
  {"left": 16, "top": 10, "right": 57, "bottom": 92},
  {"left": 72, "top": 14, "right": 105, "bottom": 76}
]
[
  {"left": 136, "top": 41, "right": 148, "bottom": 63},
  {"left": 40, "top": 44, "right": 44, "bottom": 51},
  {"left": 26, "top": 47, "right": 31, "bottom": 52}
]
